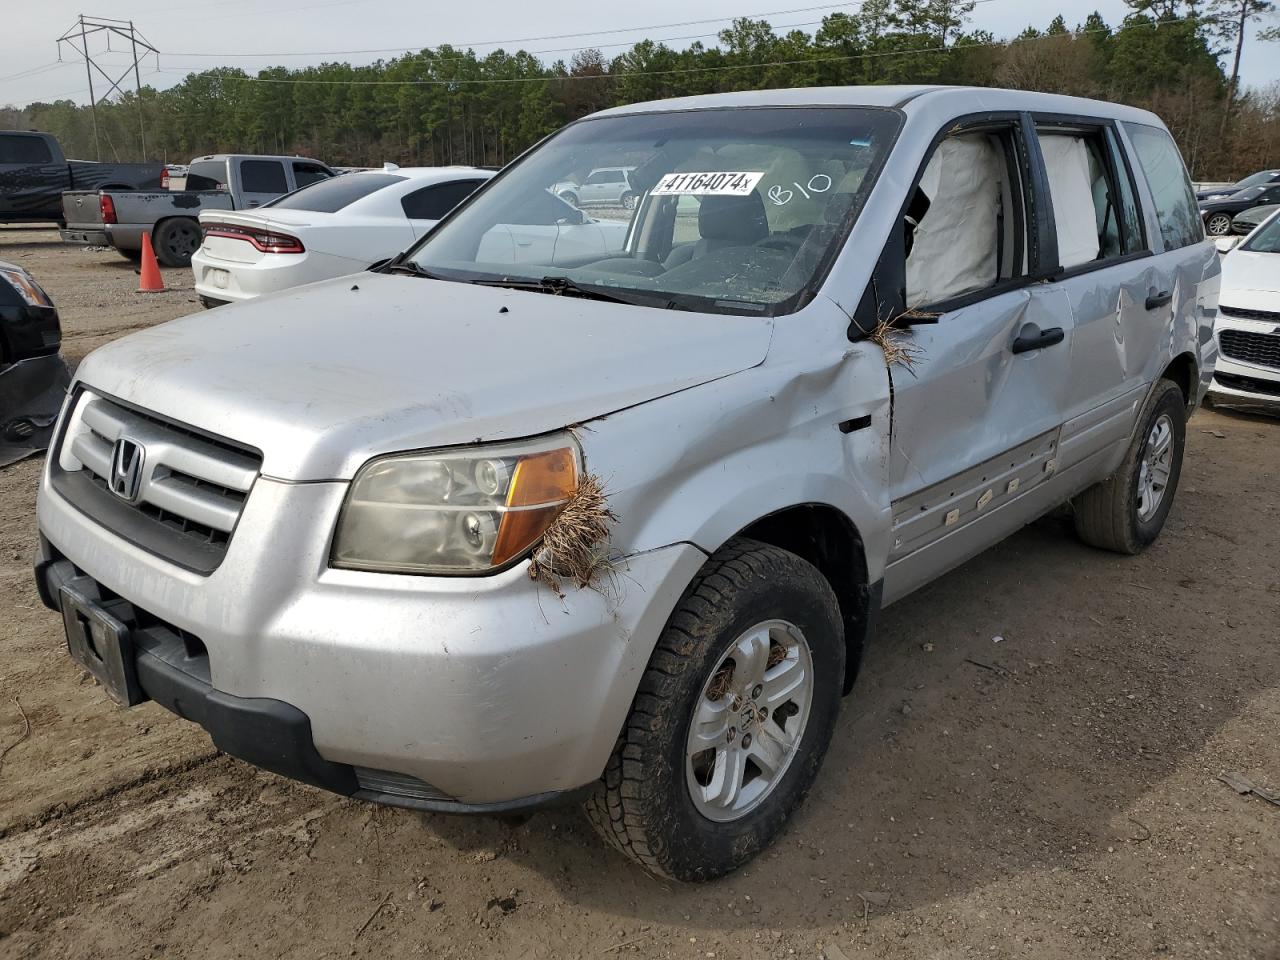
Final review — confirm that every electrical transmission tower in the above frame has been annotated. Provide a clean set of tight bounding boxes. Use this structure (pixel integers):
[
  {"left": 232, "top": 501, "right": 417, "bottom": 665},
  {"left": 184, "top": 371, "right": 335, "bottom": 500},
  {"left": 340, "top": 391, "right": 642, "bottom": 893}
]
[{"left": 56, "top": 16, "right": 159, "bottom": 161}]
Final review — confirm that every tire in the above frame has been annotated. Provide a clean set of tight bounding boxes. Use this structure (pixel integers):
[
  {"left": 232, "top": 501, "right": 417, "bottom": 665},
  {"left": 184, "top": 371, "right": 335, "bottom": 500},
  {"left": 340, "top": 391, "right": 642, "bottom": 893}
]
[
  {"left": 620, "top": 191, "right": 637, "bottom": 210},
  {"left": 584, "top": 537, "right": 845, "bottom": 882},
  {"left": 558, "top": 191, "right": 579, "bottom": 207},
  {"left": 152, "top": 218, "right": 201, "bottom": 267},
  {"left": 1073, "top": 379, "right": 1186, "bottom": 555},
  {"left": 1205, "top": 213, "right": 1233, "bottom": 237}
]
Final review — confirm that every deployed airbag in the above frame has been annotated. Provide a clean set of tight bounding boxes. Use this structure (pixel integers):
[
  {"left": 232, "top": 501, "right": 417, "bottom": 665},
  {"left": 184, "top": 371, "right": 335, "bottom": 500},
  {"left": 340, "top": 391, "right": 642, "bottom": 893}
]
[
  {"left": 906, "top": 135, "right": 1003, "bottom": 308},
  {"left": 1039, "top": 134, "right": 1102, "bottom": 269}
]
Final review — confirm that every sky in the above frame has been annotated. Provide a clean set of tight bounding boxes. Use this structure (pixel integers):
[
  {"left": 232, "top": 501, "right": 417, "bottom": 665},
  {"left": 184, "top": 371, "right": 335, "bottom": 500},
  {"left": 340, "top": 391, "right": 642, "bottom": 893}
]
[{"left": 2, "top": 0, "right": 1278, "bottom": 109}]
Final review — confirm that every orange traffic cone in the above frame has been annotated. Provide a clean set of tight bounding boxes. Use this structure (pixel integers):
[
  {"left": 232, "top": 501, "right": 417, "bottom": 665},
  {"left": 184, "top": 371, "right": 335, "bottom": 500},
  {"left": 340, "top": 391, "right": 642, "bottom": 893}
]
[{"left": 138, "top": 232, "right": 165, "bottom": 293}]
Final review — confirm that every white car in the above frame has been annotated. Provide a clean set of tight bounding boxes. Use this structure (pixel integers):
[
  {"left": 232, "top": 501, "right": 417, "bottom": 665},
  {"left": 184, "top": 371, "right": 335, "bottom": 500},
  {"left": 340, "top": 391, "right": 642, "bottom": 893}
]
[
  {"left": 192, "top": 167, "right": 493, "bottom": 306},
  {"left": 1209, "top": 209, "right": 1280, "bottom": 414}
]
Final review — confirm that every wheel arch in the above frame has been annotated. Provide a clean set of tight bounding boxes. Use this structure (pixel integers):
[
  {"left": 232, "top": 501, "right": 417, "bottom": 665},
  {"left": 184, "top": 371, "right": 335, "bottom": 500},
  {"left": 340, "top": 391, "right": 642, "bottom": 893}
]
[
  {"left": 733, "top": 503, "right": 877, "bottom": 693},
  {"left": 1161, "top": 351, "right": 1198, "bottom": 412}
]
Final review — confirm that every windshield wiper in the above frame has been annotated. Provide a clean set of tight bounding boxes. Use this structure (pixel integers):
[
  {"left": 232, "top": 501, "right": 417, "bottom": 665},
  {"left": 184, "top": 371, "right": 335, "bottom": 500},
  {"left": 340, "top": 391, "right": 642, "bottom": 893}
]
[
  {"left": 383, "top": 260, "right": 442, "bottom": 278},
  {"left": 468, "top": 275, "right": 672, "bottom": 308}
]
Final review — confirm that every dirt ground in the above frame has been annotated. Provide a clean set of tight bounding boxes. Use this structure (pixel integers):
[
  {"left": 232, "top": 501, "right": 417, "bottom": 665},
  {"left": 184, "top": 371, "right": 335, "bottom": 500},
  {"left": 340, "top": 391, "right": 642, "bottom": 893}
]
[{"left": 0, "top": 227, "right": 1277, "bottom": 960}]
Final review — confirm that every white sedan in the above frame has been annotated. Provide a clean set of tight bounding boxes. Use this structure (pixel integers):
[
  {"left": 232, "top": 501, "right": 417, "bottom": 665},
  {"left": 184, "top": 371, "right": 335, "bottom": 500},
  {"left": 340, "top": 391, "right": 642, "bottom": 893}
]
[
  {"left": 193, "top": 167, "right": 493, "bottom": 306},
  {"left": 1209, "top": 208, "right": 1280, "bottom": 415},
  {"left": 193, "top": 167, "right": 629, "bottom": 305}
]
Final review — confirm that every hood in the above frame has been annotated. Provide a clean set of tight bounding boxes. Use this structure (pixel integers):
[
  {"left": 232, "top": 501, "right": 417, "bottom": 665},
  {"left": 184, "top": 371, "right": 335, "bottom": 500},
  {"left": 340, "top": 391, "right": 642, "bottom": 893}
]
[
  {"left": 1221, "top": 249, "right": 1280, "bottom": 305},
  {"left": 1200, "top": 198, "right": 1246, "bottom": 213},
  {"left": 74, "top": 273, "right": 773, "bottom": 480}
]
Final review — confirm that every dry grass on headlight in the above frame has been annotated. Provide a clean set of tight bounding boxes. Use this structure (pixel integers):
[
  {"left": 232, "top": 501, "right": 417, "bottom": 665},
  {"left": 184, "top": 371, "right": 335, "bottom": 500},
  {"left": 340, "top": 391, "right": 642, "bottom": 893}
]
[{"left": 529, "top": 472, "right": 618, "bottom": 596}]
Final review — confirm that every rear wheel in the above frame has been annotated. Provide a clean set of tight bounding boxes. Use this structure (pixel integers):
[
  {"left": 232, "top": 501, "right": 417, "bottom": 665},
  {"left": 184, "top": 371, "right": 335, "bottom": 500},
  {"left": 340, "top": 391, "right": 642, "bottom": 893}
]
[
  {"left": 620, "top": 191, "right": 637, "bottom": 210},
  {"left": 1073, "top": 379, "right": 1186, "bottom": 554},
  {"left": 558, "top": 191, "right": 579, "bottom": 207},
  {"left": 585, "top": 538, "right": 844, "bottom": 881},
  {"left": 1205, "top": 213, "right": 1233, "bottom": 237},
  {"left": 153, "top": 218, "right": 201, "bottom": 267}
]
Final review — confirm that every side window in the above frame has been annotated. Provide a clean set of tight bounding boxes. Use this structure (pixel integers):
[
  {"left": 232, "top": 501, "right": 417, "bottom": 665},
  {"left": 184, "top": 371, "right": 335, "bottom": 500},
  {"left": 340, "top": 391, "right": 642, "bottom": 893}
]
[
  {"left": 585, "top": 171, "right": 608, "bottom": 185},
  {"left": 1122, "top": 122, "right": 1203, "bottom": 251},
  {"left": 906, "top": 127, "right": 1028, "bottom": 309},
  {"left": 292, "top": 162, "right": 330, "bottom": 188},
  {"left": 185, "top": 161, "right": 228, "bottom": 191},
  {"left": 1036, "top": 125, "right": 1144, "bottom": 269},
  {"left": 0, "top": 135, "right": 53, "bottom": 164},
  {"left": 401, "top": 179, "right": 484, "bottom": 220},
  {"left": 240, "top": 160, "right": 288, "bottom": 194}
]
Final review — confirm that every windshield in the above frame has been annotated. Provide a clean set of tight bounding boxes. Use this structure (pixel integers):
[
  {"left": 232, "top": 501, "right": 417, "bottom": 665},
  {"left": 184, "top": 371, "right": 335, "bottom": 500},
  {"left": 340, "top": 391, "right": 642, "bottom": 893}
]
[
  {"left": 399, "top": 106, "right": 901, "bottom": 315},
  {"left": 1232, "top": 186, "right": 1266, "bottom": 200},
  {"left": 1232, "top": 171, "right": 1277, "bottom": 192},
  {"left": 267, "top": 173, "right": 406, "bottom": 213},
  {"left": 1242, "top": 212, "right": 1280, "bottom": 253}
]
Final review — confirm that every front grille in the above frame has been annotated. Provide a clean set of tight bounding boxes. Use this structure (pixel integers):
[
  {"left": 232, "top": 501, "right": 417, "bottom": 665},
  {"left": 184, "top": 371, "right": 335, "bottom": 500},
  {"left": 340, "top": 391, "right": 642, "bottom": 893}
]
[
  {"left": 53, "top": 391, "right": 262, "bottom": 574},
  {"left": 1220, "top": 304, "right": 1280, "bottom": 324},
  {"left": 1215, "top": 372, "right": 1280, "bottom": 398},
  {"left": 1218, "top": 329, "right": 1280, "bottom": 370}
]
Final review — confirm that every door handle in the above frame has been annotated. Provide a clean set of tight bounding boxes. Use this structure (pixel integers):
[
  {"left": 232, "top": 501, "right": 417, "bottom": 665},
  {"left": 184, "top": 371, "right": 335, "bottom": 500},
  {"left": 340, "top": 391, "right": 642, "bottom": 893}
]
[
  {"left": 1145, "top": 290, "right": 1173, "bottom": 310},
  {"left": 1011, "top": 323, "right": 1065, "bottom": 355}
]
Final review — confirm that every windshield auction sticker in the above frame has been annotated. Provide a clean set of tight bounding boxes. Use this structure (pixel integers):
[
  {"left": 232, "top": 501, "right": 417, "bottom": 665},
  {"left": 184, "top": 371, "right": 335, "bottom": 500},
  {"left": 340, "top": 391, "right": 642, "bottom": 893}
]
[{"left": 650, "top": 171, "right": 765, "bottom": 197}]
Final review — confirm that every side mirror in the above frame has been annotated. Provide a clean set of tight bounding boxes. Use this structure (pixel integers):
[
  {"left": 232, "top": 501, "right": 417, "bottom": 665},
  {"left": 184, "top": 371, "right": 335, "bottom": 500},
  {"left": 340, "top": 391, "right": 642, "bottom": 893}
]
[{"left": 1214, "top": 236, "right": 1238, "bottom": 254}]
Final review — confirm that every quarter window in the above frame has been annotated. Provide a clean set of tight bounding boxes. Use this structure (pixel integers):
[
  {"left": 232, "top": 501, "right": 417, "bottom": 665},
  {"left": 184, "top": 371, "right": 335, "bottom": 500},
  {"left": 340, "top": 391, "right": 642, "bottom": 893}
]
[
  {"left": 1122, "top": 122, "right": 1203, "bottom": 251},
  {"left": 292, "top": 162, "right": 331, "bottom": 188},
  {"left": 401, "top": 179, "right": 485, "bottom": 220}
]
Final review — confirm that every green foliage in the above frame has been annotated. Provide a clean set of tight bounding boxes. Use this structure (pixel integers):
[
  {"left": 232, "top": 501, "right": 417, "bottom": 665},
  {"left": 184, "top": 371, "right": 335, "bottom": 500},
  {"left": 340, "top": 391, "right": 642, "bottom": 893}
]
[{"left": 2, "top": 2, "right": 1277, "bottom": 179}]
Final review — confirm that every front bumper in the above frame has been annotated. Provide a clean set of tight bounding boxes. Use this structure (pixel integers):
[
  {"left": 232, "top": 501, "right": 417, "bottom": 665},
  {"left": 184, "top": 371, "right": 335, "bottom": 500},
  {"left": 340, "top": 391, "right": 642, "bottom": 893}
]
[{"left": 37, "top": 473, "right": 705, "bottom": 807}]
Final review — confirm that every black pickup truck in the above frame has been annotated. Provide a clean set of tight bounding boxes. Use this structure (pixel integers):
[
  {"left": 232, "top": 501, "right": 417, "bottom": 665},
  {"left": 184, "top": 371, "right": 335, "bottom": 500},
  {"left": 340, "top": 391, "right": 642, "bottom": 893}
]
[{"left": 0, "top": 131, "right": 163, "bottom": 224}]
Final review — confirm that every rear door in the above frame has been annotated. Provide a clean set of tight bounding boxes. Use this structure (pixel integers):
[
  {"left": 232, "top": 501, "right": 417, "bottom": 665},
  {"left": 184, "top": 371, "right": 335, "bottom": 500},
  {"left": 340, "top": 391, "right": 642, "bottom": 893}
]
[
  {"left": 1032, "top": 117, "right": 1158, "bottom": 474},
  {"left": 236, "top": 159, "right": 290, "bottom": 208},
  {"left": 880, "top": 115, "right": 1077, "bottom": 603}
]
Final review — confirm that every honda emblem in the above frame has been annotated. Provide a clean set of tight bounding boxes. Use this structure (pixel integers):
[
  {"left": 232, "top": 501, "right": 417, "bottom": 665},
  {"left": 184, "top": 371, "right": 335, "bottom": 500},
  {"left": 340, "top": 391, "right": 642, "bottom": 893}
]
[{"left": 109, "top": 437, "right": 145, "bottom": 502}]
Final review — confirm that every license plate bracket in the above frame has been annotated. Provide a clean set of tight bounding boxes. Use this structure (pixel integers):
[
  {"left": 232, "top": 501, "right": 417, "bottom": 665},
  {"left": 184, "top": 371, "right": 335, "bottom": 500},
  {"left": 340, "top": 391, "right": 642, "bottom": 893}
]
[{"left": 60, "top": 582, "right": 145, "bottom": 706}]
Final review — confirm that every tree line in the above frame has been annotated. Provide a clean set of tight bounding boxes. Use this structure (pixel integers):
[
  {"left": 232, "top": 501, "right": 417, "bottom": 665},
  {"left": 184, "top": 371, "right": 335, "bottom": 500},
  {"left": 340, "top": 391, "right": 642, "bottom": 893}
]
[{"left": 3, "top": 0, "right": 1278, "bottom": 180}]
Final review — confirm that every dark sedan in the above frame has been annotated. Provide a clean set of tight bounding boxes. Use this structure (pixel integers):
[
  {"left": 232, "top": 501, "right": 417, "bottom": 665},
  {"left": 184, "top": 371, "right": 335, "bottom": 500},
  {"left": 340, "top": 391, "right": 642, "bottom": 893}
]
[
  {"left": 0, "top": 259, "right": 61, "bottom": 365},
  {"left": 1232, "top": 203, "right": 1280, "bottom": 236},
  {"left": 1197, "top": 169, "right": 1280, "bottom": 202},
  {"left": 1200, "top": 183, "right": 1280, "bottom": 237}
]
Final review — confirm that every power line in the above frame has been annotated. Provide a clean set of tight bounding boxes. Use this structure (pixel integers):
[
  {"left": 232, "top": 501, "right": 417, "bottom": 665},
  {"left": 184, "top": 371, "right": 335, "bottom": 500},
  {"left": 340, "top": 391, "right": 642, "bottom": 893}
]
[
  {"left": 147, "top": 12, "right": 1209, "bottom": 89},
  {"left": 161, "top": 2, "right": 873, "bottom": 58}
]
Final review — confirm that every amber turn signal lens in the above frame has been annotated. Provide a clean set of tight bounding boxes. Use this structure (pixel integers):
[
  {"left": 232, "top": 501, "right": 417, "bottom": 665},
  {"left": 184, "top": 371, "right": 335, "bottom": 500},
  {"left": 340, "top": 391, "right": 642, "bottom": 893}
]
[
  {"left": 505, "top": 447, "right": 578, "bottom": 507},
  {"left": 489, "top": 447, "right": 579, "bottom": 567}
]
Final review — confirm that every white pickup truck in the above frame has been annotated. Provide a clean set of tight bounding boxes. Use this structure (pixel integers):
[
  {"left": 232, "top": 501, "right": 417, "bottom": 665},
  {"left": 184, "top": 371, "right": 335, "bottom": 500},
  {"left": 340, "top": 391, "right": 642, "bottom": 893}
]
[{"left": 60, "top": 154, "right": 334, "bottom": 266}]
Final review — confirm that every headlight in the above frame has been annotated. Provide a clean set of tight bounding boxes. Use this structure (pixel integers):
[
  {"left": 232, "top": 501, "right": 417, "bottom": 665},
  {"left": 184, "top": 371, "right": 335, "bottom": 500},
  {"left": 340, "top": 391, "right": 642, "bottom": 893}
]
[
  {"left": 0, "top": 268, "right": 53, "bottom": 308},
  {"left": 331, "top": 434, "right": 580, "bottom": 574}
]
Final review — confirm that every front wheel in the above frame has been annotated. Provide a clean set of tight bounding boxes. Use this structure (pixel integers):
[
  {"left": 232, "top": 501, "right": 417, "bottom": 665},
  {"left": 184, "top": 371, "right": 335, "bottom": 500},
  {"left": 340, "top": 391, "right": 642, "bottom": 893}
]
[
  {"left": 1205, "top": 213, "right": 1233, "bottom": 237},
  {"left": 1073, "top": 379, "right": 1186, "bottom": 554},
  {"left": 585, "top": 538, "right": 844, "bottom": 881},
  {"left": 153, "top": 218, "right": 201, "bottom": 267}
]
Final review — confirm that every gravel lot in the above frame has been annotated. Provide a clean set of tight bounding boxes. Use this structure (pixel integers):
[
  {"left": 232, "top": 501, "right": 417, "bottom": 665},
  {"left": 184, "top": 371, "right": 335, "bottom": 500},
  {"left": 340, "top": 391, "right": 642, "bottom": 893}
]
[{"left": 0, "top": 227, "right": 1277, "bottom": 960}]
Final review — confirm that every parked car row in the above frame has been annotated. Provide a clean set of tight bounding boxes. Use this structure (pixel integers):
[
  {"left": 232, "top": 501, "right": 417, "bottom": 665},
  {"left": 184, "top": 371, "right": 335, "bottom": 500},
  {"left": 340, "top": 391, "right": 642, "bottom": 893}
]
[{"left": 1198, "top": 168, "right": 1280, "bottom": 237}]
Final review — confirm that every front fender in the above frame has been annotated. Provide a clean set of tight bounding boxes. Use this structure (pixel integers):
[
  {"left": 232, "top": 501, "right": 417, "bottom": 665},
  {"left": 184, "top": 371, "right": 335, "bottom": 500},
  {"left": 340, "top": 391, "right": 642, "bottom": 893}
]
[{"left": 584, "top": 326, "right": 894, "bottom": 585}]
